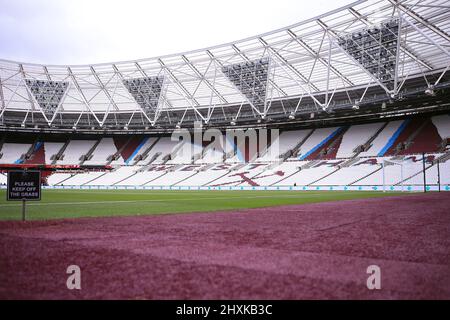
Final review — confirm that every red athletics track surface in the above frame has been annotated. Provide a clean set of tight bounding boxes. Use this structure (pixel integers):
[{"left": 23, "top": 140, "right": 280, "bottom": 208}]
[{"left": 0, "top": 192, "right": 449, "bottom": 299}]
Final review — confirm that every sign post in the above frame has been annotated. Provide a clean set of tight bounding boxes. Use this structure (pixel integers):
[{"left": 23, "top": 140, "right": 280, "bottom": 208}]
[{"left": 7, "top": 171, "right": 41, "bottom": 221}]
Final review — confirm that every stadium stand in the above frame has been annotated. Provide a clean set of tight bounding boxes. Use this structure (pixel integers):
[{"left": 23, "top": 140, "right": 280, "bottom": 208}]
[
  {"left": 432, "top": 114, "right": 450, "bottom": 145},
  {"left": 84, "top": 138, "right": 123, "bottom": 165},
  {"left": 297, "top": 127, "right": 339, "bottom": 160},
  {"left": 60, "top": 171, "right": 106, "bottom": 186},
  {"left": 56, "top": 140, "right": 97, "bottom": 165},
  {"left": 0, "top": 143, "right": 32, "bottom": 164},
  {"left": 258, "top": 129, "right": 312, "bottom": 161},
  {"left": 359, "top": 121, "right": 404, "bottom": 157},
  {"left": 1, "top": 115, "right": 450, "bottom": 190},
  {"left": 0, "top": 172, "right": 7, "bottom": 184},
  {"left": 336, "top": 122, "right": 385, "bottom": 158},
  {"left": 127, "top": 137, "right": 157, "bottom": 164},
  {"left": 84, "top": 166, "right": 137, "bottom": 186},
  {"left": 47, "top": 173, "right": 74, "bottom": 186},
  {"left": 143, "top": 137, "right": 179, "bottom": 164},
  {"left": 44, "top": 142, "right": 65, "bottom": 164}
]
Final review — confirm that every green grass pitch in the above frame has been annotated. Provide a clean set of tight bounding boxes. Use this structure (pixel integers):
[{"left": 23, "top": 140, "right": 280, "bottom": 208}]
[
  {"left": 0, "top": 189, "right": 410, "bottom": 221},
  {"left": 0, "top": 190, "right": 412, "bottom": 220}
]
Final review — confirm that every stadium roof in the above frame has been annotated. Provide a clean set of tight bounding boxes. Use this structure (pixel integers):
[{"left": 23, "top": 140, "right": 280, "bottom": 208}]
[{"left": 0, "top": 0, "right": 449, "bottom": 132}]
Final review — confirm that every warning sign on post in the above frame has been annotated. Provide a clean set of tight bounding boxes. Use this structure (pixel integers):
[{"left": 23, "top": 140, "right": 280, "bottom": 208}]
[{"left": 7, "top": 171, "right": 41, "bottom": 201}]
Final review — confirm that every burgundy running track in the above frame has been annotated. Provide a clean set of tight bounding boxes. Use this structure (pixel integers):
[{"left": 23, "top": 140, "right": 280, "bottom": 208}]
[{"left": 1, "top": 192, "right": 449, "bottom": 300}]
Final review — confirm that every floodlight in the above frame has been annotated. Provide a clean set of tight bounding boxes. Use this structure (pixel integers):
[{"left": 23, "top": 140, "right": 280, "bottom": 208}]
[{"left": 425, "top": 86, "right": 435, "bottom": 96}]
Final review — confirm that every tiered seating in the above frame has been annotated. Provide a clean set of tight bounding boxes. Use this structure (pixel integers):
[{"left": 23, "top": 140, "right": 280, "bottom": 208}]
[
  {"left": 118, "top": 169, "right": 166, "bottom": 186},
  {"left": 128, "top": 137, "right": 155, "bottom": 164},
  {"left": 145, "top": 168, "right": 198, "bottom": 186},
  {"left": 258, "top": 130, "right": 311, "bottom": 161},
  {"left": 402, "top": 158, "right": 450, "bottom": 186},
  {"left": 275, "top": 160, "right": 342, "bottom": 186},
  {"left": 195, "top": 147, "right": 224, "bottom": 164},
  {"left": 85, "top": 138, "right": 122, "bottom": 165},
  {"left": 296, "top": 127, "right": 338, "bottom": 160},
  {"left": 85, "top": 166, "right": 136, "bottom": 186},
  {"left": 47, "top": 173, "right": 73, "bottom": 186},
  {"left": 353, "top": 158, "right": 422, "bottom": 186},
  {"left": 314, "top": 159, "right": 380, "bottom": 186},
  {"left": 61, "top": 171, "right": 106, "bottom": 185},
  {"left": 336, "top": 123, "right": 385, "bottom": 158},
  {"left": 145, "top": 137, "right": 179, "bottom": 164},
  {"left": 0, "top": 172, "right": 7, "bottom": 184},
  {"left": 176, "top": 166, "right": 230, "bottom": 186},
  {"left": 244, "top": 161, "right": 304, "bottom": 186},
  {"left": 431, "top": 114, "right": 450, "bottom": 139},
  {"left": 303, "top": 127, "right": 346, "bottom": 160},
  {"left": 224, "top": 142, "right": 249, "bottom": 163},
  {"left": 57, "top": 140, "right": 97, "bottom": 165},
  {"left": 23, "top": 142, "right": 46, "bottom": 165},
  {"left": 358, "top": 120, "right": 404, "bottom": 157},
  {"left": 167, "top": 142, "right": 202, "bottom": 164},
  {"left": 0, "top": 143, "right": 31, "bottom": 164},
  {"left": 44, "top": 142, "right": 65, "bottom": 164},
  {"left": 397, "top": 119, "right": 441, "bottom": 155},
  {"left": 2, "top": 115, "right": 450, "bottom": 189},
  {"left": 111, "top": 136, "right": 144, "bottom": 164},
  {"left": 382, "top": 118, "right": 423, "bottom": 156},
  {"left": 208, "top": 164, "right": 268, "bottom": 186}
]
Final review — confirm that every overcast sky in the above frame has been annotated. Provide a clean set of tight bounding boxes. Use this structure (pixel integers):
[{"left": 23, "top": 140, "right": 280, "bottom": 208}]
[{"left": 0, "top": 0, "right": 354, "bottom": 65}]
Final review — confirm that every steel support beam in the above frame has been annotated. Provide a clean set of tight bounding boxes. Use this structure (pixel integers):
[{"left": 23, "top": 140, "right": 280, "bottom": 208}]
[
  {"left": 19, "top": 64, "right": 36, "bottom": 112},
  {"left": 257, "top": 38, "right": 321, "bottom": 93},
  {"left": 67, "top": 67, "right": 101, "bottom": 126},
  {"left": 387, "top": 0, "right": 450, "bottom": 43},
  {"left": 158, "top": 59, "right": 200, "bottom": 107},
  {"left": 90, "top": 66, "right": 119, "bottom": 111},
  {"left": 181, "top": 55, "right": 228, "bottom": 104},
  {"left": 286, "top": 29, "right": 354, "bottom": 87},
  {"left": 0, "top": 75, "right": 5, "bottom": 113}
]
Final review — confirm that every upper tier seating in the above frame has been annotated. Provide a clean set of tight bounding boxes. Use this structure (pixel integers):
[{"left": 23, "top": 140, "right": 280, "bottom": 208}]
[
  {"left": 358, "top": 120, "right": 404, "bottom": 157},
  {"left": 336, "top": 123, "right": 385, "bottom": 158},
  {"left": 258, "top": 129, "right": 312, "bottom": 161},
  {"left": 44, "top": 142, "right": 65, "bottom": 164},
  {"left": 145, "top": 137, "right": 179, "bottom": 164},
  {"left": 0, "top": 143, "right": 32, "bottom": 164},
  {"left": 57, "top": 140, "right": 97, "bottom": 165},
  {"left": 296, "top": 127, "right": 338, "bottom": 160},
  {"left": 84, "top": 138, "right": 123, "bottom": 165},
  {"left": 167, "top": 142, "right": 202, "bottom": 164},
  {"left": 126, "top": 137, "right": 155, "bottom": 164},
  {"left": 431, "top": 114, "right": 450, "bottom": 140}
]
